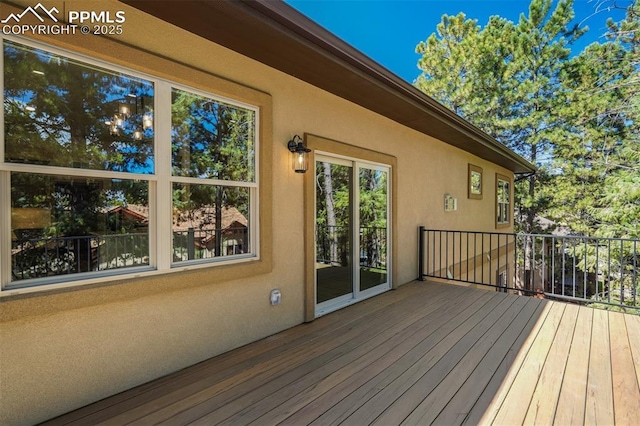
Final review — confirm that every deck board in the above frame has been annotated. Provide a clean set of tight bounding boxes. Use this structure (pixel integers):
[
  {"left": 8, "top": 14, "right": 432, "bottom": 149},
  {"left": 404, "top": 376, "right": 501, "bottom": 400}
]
[
  {"left": 523, "top": 303, "right": 579, "bottom": 425},
  {"left": 366, "top": 294, "right": 517, "bottom": 425},
  {"left": 626, "top": 314, "right": 640, "bottom": 391},
  {"left": 464, "top": 300, "right": 551, "bottom": 426},
  {"left": 42, "top": 281, "right": 640, "bottom": 426},
  {"left": 201, "top": 287, "right": 465, "bottom": 425},
  {"left": 554, "top": 306, "right": 593, "bottom": 425},
  {"left": 156, "top": 286, "right": 460, "bottom": 425},
  {"left": 490, "top": 302, "right": 566, "bottom": 425},
  {"left": 609, "top": 312, "right": 640, "bottom": 423},
  {"left": 287, "top": 290, "right": 495, "bottom": 426},
  {"left": 340, "top": 293, "right": 511, "bottom": 425},
  {"left": 110, "top": 284, "right": 454, "bottom": 425},
  {"left": 252, "top": 287, "right": 488, "bottom": 425},
  {"left": 429, "top": 297, "right": 543, "bottom": 425},
  {"left": 585, "top": 308, "right": 615, "bottom": 425},
  {"left": 401, "top": 296, "right": 531, "bottom": 425},
  {"left": 308, "top": 291, "right": 502, "bottom": 426}
]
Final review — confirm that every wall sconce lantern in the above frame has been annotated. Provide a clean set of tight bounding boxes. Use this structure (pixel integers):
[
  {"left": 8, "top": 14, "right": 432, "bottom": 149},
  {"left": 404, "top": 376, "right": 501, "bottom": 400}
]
[{"left": 287, "top": 135, "right": 311, "bottom": 173}]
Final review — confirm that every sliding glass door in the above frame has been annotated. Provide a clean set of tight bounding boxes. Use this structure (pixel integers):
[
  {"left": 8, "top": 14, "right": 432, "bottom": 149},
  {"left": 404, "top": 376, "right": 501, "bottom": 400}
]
[{"left": 315, "top": 154, "right": 391, "bottom": 316}]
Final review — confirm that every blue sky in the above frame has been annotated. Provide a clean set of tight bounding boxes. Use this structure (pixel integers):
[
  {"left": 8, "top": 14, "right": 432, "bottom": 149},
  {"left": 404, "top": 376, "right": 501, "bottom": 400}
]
[{"left": 286, "top": 0, "right": 630, "bottom": 83}]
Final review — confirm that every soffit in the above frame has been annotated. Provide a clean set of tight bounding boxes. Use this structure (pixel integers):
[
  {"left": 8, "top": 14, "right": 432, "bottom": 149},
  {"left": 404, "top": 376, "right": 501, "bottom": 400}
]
[{"left": 121, "top": 0, "right": 535, "bottom": 174}]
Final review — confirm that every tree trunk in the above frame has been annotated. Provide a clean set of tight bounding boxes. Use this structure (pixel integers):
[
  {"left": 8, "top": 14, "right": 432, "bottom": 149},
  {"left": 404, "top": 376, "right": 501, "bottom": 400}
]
[
  {"left": 522, "top": 142, "right": 538, "bottom": 292},
  {"left": 322, "top": 162, "right": 338, "bottom": 264}
]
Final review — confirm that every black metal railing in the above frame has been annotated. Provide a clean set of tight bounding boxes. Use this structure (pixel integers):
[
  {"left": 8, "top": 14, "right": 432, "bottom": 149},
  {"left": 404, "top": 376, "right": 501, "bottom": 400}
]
[
  {"left": 360, "top": 226, "right": 387, "bottom": 270},
  {"left": 419, "top": 227, "right": 639, "bottom": 312},
  {"left": 172, "top": 226, "right": 248, "bottom": 262},
  {"left": 316, "top": 225, "right": 387, "bottom": 271},
  {"left": 11, "top": 233, "right": 149, "bottom": 281},
  {"left": 316, "top": 225, "right": 350, "bottom": 266}
]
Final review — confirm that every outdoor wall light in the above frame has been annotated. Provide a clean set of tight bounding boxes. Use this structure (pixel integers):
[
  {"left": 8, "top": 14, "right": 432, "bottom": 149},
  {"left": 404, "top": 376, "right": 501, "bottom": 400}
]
[{"left": 287, "top": 135, "right": 311, "bottom": 173}]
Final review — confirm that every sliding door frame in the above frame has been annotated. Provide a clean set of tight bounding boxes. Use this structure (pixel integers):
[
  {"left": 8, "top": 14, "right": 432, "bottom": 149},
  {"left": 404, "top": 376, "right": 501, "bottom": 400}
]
[
  {"left": 303, "top": 133, "right": 397, "bottom": 321},
  {"left": 314, "top": 153, "right": 391, "bottom": 317}
]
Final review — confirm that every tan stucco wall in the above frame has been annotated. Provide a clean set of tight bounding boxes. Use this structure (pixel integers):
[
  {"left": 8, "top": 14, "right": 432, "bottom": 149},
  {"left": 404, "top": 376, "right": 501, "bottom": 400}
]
[{"left": 0, "top": 1, "right": 514, "bottom": 424}]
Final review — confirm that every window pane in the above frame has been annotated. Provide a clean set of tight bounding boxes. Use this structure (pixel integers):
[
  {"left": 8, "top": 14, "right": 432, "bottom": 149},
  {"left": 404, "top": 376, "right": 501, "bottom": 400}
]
[
  {"left": 359, "top": 167, "right": 388, "bottom": 291},
  {"left": 3, "top": 40, "right": 154, "bottom": 173},
  {"left": 470, "top": 171, "right": 481, "bottom": 195},
  {"left": 315, "top": 161, "right": 353, "bottom": 303},
  {"left": 171, "top": 88, "right": 255, "bottom": 182},
  {"left": 11, "top": 173, "right": 150, "bottom": 282},
  {"left": 498, "top": 180, "right": 510, "bottom": 203},
  {"left": 172, "top": 184, "right": 250, "bottom": 263}
]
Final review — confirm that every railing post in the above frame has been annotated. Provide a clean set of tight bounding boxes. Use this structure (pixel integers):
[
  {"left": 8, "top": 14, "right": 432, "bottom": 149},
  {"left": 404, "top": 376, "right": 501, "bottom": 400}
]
[
  {"left": 187, "top": 227, "right": 195, "bottom": 260},
  {"left": 418, "top": 226, "right": 425, "bottom": 281}
]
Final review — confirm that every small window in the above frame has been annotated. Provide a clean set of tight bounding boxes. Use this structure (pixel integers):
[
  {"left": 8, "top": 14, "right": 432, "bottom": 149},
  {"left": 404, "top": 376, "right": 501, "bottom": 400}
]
[
  {"left": 496, "top": 174, "right": 511, "bottom": 228},
  {"left": 468, "top": 164, "right": 482, "bottom": 199}
]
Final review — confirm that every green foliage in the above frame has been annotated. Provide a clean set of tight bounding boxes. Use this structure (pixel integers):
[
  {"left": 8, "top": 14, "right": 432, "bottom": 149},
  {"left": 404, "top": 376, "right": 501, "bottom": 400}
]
[
  {"left": 415, "top": 0, "right": 639, "bottom": 312},
  {"left": 171, "top": 89, "right": 254, "bottom": 216},
  {"left": 548, "top": 1, "right": 639, "bottom": 240},
  {"left": 416, "top": 0, "right": 586, "bottom": 234},
  {"left": 415, "top": 0, "right": 638, "bottom": 240},
  {"left": 315, "top": 163, "right": 388, "bottom": 269},
  {"left": 4, "top": 41, "right": 154, "bottom": 173}
]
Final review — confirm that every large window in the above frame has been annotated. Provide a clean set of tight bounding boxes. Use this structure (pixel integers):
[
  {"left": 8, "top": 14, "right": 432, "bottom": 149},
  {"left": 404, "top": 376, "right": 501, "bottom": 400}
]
[
  {"left": 1, "top": 38, "right": 258, "bottom": 290},
  {"left": 496, "top": 173, "right": 511, "bottom": 228}
]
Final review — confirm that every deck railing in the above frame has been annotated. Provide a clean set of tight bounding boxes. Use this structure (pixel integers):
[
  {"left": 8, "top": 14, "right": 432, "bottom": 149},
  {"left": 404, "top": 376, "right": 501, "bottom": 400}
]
[
  {"left": 419, "top": 227, "right": 639, "bottom": 312},
  {"left": 316, "top": 225, "right": 387, "bottom": 270},
  {"left": 12, "top": 226, "right": 250, "bottom": 280},
  {"left": 172, "top": 227, "right": 248, "bottom": 261},
  {"left": 11, "top": 233, "right": 149, "bottom": 281}
]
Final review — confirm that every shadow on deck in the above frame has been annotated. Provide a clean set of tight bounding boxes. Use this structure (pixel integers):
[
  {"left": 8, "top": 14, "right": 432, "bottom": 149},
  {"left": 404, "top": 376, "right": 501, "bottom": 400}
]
[{"left": 43, "top": 281, "right": 640, "bottom": 425}]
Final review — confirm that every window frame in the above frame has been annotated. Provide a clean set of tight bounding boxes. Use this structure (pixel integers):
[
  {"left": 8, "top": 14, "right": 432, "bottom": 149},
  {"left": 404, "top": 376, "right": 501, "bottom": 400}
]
[
  {"left": 164, "top": 82, "right": 260, "bottom": 269},
  {"left": 495, "top": 173, "right": 512, "bottom": 229},
  {"left": 0, "top": 36, "right": 261, "bottom": 293},
  {"left": 468, "top": 164, "right": 483, "bottom": 200}
]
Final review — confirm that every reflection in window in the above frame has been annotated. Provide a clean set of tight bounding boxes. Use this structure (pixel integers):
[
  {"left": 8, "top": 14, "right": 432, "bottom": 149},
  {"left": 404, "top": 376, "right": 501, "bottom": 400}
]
[
  {"left": 11, "top": 173, "right": 150, "bottom": 281},
  {"left": 171, "top": 88, "right": 255, "bottom": 182},
  {"left": 497, "top": 177, "right": 510, "bottom": 225},
  {"left": 2, "top": 38, "right": 260, "bottom": 289},
  {"left": 359, "top": 168, "right": 388, "bottom": 291},
  {"left": 172, "top": 184, "right": 250, "bottom": 262},
  {"left": 170, "top": 88, "right": 256, "bottom": 265},
  {"left": 3, "top": 40, "right": 154, "bottom": 173},
  {"left": 315, "top": 162, "right": 353, "bottom": 303}
]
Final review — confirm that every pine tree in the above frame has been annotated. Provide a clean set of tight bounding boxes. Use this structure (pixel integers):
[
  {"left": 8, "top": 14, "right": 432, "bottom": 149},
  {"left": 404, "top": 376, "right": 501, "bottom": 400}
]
[
  {"left": 415, "top": 0, "right": 585, "bottom": 234},
  {"left": 549, "top": 1, "right": 639, "bottom": 238}
]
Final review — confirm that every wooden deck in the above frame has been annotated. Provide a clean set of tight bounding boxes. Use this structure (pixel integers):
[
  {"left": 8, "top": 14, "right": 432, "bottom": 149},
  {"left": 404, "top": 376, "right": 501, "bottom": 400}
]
[{"left": 44, "top": 281, "right": 640, "bottom": 425}]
